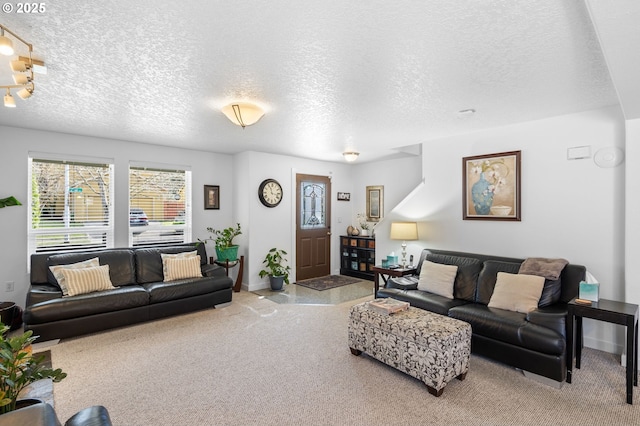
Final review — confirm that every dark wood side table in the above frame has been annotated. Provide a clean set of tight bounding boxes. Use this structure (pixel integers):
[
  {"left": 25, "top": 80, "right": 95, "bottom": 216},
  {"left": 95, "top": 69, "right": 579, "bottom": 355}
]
[
  {"left": 211, "top": 255, "right": 245, "bottom": 292},
  {"left": 370, "top": 265, "right": 417, "bottom": 294},
  {"left": 567, "top": 298, "right": 639, "bottom": 404}
]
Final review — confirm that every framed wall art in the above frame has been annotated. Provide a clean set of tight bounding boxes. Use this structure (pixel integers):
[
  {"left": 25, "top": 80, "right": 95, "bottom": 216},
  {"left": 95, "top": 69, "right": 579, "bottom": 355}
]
[
  {"left": 462, "top": 151, "right": 521, "bottom": 221},
  {"left": 366, "top": 185, "right": 383, "bottom": 222},
  {"left": 337, "top": 192, "right": 350, "bottom": 201},
  {"left": 204, "top": 185, "right": 220, "bottom": 210}
]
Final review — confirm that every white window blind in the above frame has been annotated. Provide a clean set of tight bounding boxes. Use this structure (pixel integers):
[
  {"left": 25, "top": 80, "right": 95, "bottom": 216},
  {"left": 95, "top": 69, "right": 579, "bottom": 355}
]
[
  {"left": 128, "top": 165, "right": 192, "bottom": 247},
  {"left": 28, "top": 156, "right": 114, "bottom": 256}
]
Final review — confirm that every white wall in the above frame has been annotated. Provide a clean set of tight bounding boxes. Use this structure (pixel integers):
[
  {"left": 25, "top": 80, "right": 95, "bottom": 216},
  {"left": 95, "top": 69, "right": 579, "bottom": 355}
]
[
  {"left": 234, "top": 151, "right": 354, "bottom": 290},
  {"left": 0, "top": 125, "right": 234, "bottom": 306},
  {"left": 626, "top": 118, "right": 640, "bottom": 305},
  {"left": 373, "top": 106, "right": 627, "bottom": 353}
]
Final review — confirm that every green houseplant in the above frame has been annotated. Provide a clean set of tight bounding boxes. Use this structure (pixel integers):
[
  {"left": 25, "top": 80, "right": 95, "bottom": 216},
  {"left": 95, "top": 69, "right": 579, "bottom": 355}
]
[
  {"left": 258, "top": 248, "right": 291, "bottom": 291},
  {"left": 204, "top": 223, "right": 242, "bottom": 262},
  {"left": 0, "top": 324, "right": 67, "bottom": 414}
]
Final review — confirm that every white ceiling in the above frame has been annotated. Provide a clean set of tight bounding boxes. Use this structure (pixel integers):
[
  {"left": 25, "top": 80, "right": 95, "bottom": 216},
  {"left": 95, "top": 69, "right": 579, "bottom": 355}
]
[{"left": 0, "top": 1, "right": 624, "bottom": 163}]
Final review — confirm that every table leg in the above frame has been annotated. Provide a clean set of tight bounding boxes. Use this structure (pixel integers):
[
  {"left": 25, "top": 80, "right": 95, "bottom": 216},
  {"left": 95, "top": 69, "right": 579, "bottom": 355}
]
[
  {"left": 567, "top": 309, "right": 574, "bottom": 383},
  {"left": 374, "top": 271, "right": 380, "bottom": 294},
  {"left": 576, "top": 316, "right": 583, "bottom": 369},
  {"left": 635, "top": 319, "right": 638, "bottom": 387},
  {"left": 233, "top": 256, "right": 244, "bottom": 293},
  {"left": 627, "top": 317, "right": 635, "bottom": 404}
]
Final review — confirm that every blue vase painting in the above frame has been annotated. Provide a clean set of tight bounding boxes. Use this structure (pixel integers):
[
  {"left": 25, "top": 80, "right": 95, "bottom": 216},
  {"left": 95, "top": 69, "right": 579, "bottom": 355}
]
[{"left": 471, "top": 173, "right": 494, "bottom": 215}]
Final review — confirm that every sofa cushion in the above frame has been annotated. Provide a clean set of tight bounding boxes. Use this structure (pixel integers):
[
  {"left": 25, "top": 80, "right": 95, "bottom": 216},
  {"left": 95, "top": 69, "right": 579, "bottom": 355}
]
[
  {"left": 417, "top": 260, "right": 457, "bottom": 299},
  {"left": 135, "top": 245, "right": 206, "bottom": 284},
  {"left": 425, "top": 254, "right": 483, "bottom": 302},
  {"left": 376, "top": 288, "right": 468, "bottom": 315},
  {"left": 49, "top": 257, "right": 100, "bottom": 295},
  {"left": 163, "top": 255, "right": 203, "bottom": 281},
  {"left": 62, "top": 264, "right": 117, "bottom": 296},
  {"left": 24, "top": 285, "right": 149, "bottom": 324},
  {"left": 448, "top": 303, "right": 565, "bottom": 355},
  {"left": 476, "top": 260, "right": 522, "bottom": 305},
  {"left": 488, "top": 272, "right": 545, "bottom": 313},
  {"left": 47, "top": 250, "right": 136, "bottom": 287},
  {"left": 143, "top": 276, "right": 231, "bottom": 304},
  {"left": 160, "top": 250, "right": 198, "bottom": 278}
]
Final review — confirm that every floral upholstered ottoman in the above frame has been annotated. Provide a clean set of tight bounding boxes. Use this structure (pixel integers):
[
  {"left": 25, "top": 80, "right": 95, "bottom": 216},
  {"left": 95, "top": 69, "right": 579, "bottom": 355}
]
[{"left": 348, "top": 301, "right": 472, "bottom": 396}]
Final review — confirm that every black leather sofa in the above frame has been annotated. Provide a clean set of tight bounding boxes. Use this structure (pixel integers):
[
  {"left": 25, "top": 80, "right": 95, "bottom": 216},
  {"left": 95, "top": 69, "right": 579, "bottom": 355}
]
[
  {"left": 0, "top": 403, "right": 111, "bottom": 426},
  {"left": 24, "top": 243, "right": 233, "bottom": 342},
  {"left": 377, "top": 248, "right": 586, "bottom": 383}
]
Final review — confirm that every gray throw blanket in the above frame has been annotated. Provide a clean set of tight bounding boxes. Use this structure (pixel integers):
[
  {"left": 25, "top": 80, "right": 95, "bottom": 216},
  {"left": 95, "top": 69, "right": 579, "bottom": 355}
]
[{"left": 518, "top": 257, "right": 569, "bottom": 280}]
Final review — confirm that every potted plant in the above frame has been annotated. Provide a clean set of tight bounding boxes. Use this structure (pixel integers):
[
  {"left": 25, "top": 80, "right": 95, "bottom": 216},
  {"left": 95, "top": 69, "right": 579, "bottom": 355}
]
[
  {"left": 357, "top": 213, "right": 371, "bottom": 237},
  {"left": 204, "top": 223, "right": 242, "bottom": 262},
  {"left": 0, "top": 323, "right": 67, "bottom": 415},
  {"left": 258, "top": 248, "right": 291, "bottom": 291}
]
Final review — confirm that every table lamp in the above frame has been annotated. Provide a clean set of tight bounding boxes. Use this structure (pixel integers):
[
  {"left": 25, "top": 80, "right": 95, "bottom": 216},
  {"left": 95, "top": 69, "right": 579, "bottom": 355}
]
[{"left": 390, "top": 222, "right": 418, "bottom": 268}]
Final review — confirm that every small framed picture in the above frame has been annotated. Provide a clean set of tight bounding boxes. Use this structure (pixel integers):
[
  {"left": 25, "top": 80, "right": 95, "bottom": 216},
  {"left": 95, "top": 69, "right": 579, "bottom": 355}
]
[
  {"left": 337, "top": 192, "right": 350, "bottom": 201},
  {"left": 366, "top": 185, "right": 383, "bottom": 222},
  {"left": 204, "top": 185, "right": 220, "bottom": 210}
]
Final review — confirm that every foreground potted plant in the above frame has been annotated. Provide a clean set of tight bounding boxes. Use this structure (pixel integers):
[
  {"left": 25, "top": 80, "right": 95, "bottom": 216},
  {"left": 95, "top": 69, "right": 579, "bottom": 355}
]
[
  {"left": 258, "top": 248, "right": 291, "bottom": 291},
  {"left": 204, "top": 223, "right": 242, "bottom": 262},
  {"left": 0, "top": 323, "right": 67, "bottom": 415}
]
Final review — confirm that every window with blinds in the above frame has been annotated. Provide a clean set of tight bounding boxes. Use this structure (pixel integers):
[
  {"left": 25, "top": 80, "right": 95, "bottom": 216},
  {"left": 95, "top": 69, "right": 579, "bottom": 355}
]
[
  {"left": 28, "top": 156, "right": 114, "bottom": 256},
  {"left": 129, "top": 165, "right": 192, "bottom": 247}
]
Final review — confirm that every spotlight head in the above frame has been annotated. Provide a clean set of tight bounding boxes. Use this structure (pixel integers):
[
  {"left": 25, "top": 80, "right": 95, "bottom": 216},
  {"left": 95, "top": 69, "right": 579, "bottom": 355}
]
[
  {"left": 10, "top": 59, "right": 28, "bottom": 72},
  {"left": 17, "top": 87, "right": 33, "bottom": 99},
  {"left": 0, "top": 34, "right": 14, "bottom": 56},
  {"left": 4, "top": 92, "right": 16, "bottom": 108},
  {"left": 13, "top": 74, "right": 32, "bottom": 85}
]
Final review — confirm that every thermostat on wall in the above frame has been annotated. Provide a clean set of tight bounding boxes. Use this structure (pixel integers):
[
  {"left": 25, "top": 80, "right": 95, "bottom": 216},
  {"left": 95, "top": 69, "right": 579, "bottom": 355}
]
[{"left": 567, "top": 146, "right": 591, "bottom": 160}]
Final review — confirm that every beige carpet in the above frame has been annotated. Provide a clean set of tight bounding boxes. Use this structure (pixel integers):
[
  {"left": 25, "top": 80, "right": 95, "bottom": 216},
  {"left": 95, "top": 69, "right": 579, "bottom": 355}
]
[{"left": 50, "top": 292, "right": 640, "bottom": 425}]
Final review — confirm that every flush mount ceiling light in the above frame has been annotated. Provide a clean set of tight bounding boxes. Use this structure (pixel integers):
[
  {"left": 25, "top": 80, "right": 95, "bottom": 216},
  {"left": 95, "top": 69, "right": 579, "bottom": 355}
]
[
  {"left": 0, "top": 24, "right": 41, "bottom": 108},
  {"left": 343, "top": 151, "right": 359, "bottom": 162},
  {"left": 221, "top": 102, "right": 265, "bottom": 128}
]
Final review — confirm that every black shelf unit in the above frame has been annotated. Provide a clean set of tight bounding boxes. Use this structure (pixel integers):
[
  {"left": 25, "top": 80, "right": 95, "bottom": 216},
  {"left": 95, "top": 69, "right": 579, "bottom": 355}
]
[{"left": 340, "top": 235, "right": 375, "bottom": 281}]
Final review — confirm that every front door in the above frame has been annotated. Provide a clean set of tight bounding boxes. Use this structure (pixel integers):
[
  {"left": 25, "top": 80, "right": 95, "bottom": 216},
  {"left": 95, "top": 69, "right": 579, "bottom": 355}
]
[{"left": 296, "top": 174, "right": 331, "bottom": 281}]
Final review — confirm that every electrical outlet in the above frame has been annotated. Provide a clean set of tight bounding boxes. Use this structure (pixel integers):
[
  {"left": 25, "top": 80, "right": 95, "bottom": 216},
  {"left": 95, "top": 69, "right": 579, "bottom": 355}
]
[{"left": 5, "top": 281, "right": 14, "bottom": 292}]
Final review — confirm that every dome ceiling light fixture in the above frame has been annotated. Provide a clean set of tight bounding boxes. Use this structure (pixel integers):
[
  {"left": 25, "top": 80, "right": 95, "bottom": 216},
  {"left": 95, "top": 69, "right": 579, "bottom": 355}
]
[
  {"left": 0, "top": 24, "right": 41, "bottom": 108},
  {"left": 221, "top": 102, "right": 265, "bottom": 128},
  {"left": 343, "top": 151, "right": 360, "bottom": 162}
]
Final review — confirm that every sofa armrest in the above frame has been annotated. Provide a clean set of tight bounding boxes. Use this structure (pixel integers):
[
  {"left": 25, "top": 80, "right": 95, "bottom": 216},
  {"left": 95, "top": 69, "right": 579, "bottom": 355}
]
[
  {"left": 0, "top": 402, "right": 61, "bottom": 426},
  {"left": 526, "top": 304, "right": 568, "bottom": 337},
  {"left": 201, "top": 263, "right": 226, "bottom": 278},
  {"left": 386, "top": 276, "right": 419, "bottom": 290}
]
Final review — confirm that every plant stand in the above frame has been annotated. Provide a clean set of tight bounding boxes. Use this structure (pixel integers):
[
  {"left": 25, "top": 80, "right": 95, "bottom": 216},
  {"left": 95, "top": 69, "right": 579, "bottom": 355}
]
[{"left": 212, "top": 256, "right": 244, "bottom": 292}]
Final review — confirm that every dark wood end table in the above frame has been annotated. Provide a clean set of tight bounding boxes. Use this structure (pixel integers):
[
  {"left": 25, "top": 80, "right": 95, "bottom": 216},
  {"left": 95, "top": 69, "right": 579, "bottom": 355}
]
[
  {"left": 567, "top": 298, "right": 639, "bottom": 404},
  {"left": 370, "top": 265, "right": 417, "bottom": 294},
  {"left": 211, "top": 255, "right": 245, "bottom": 292}
]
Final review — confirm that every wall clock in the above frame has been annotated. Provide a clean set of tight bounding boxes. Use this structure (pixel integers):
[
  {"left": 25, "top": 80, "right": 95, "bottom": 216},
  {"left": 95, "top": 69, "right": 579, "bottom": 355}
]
[{"left": 258, "top": 178, "right": 283, "bottom": 208}]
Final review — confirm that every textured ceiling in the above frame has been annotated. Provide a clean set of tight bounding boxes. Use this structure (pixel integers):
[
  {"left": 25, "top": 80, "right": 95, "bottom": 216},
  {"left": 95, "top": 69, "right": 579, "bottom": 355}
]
[{"left": 0, "top": 1, "right": 619, "bottom": 162}]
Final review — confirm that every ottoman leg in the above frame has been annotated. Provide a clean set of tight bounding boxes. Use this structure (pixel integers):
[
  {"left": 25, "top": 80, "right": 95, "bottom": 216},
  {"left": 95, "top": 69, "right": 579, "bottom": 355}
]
[
  {"left": 426, "top": 385, "right": 444, "bottom": 397},
  {"left": 350, "top": 347, "right": 362, "bottom": 356},
  {"left": 457, "top": 372, "right": 467, "bottom": 381}
]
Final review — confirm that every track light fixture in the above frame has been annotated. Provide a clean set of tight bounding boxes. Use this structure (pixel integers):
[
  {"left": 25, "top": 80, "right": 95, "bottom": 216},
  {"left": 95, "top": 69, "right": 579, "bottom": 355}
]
[
  {"left": 221, "top": 102, "right": 265, "bottom": 128},
  {"left": 0, "top": 24, "right": 40, "bottom": 108}
]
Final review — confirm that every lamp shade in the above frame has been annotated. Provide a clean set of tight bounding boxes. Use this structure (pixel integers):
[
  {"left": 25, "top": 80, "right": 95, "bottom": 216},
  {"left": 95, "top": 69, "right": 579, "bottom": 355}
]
[
  {"left": 0, "top": 35, "right": 13, "bottom": 56},
  {"left": 390, "top": 222, "right": 418, "bottom": 241},
  {"left": 221, "top": 102, "right": 264, "bottom": 128}
]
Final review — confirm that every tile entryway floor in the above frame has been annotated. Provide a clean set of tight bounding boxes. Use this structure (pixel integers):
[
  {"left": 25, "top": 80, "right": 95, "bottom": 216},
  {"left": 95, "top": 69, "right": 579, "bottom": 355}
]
[{"left": 252, "top": 278, "right": 373, "bottom": 305}]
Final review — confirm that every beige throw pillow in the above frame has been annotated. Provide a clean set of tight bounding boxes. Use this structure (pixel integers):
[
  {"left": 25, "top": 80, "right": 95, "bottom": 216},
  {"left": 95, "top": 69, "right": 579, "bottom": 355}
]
[
  {"left": 417, "top": 260, "right": 458, "bottom": 299},
  {"left": 164, "top": 255, "right": 202, "bottom": 282},
  {"left": 161, "top": 251, "right": 198, "bottom": 278},
  {"left": 61, "top": 264, "right": 116, "bottom": 297},
  {"left": 488, "top": 272, "right": 545, "bottom": 313},
  {"left": 49, "top": 257, "right": 100, "bottom": 296}
]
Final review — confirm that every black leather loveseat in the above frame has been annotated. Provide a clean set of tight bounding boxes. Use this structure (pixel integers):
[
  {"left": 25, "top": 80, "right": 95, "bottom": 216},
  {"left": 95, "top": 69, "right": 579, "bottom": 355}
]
[
  {"left": 377, "top": 248, "right": 586, "bottom": 383},
  {"left": 24, "top": 243, "right": 233, "bottom": 342}
]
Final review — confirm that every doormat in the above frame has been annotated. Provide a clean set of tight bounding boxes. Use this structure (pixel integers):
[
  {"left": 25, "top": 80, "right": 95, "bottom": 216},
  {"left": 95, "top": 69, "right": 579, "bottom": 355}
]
[{"left": 295, "top": 275, "right": 360, "bottom": 291}]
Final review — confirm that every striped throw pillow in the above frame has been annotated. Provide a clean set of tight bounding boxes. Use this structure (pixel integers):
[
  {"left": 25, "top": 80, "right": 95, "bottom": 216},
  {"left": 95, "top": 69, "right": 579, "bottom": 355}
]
[
  {"left": 161, "top": 251, "right": 198, "bottom": 278},
  {"left": 61, "top": 264, "right": 116, "bottom": 297},
  {"left": 49, "top": 257, "right": 100, "bottom": 296},
  {"left": 164, "top": 255, "right": 202, "bottom": 282}
]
